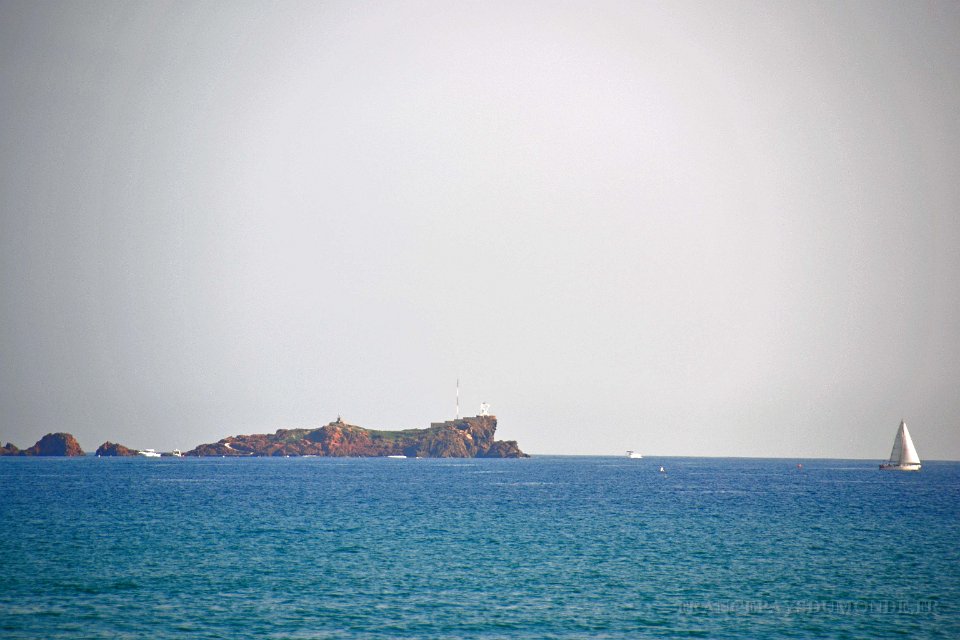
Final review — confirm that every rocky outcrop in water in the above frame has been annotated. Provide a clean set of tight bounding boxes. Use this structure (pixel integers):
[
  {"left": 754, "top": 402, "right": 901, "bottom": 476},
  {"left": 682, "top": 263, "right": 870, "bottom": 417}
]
[
  {"left": 0, "top": 433, "right": 85, "bottom": 456},
  {"left": 95, "top": 441, "right": 138, "bottom": 456},
  {"left": 186, "top": 415, "right": 527, "bottom": 458}
]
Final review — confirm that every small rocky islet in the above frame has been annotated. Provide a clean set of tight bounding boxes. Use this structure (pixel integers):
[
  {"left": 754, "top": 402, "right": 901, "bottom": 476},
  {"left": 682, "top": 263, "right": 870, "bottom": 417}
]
[
  {"left": 94, "top": 441, "right": 138, "bottom": 457},
  {"left": 0, "top": 432, "right": 85, "bottom": 456},
  {"left": 2, "top": 415, "right": 527, "bottom": 458}
]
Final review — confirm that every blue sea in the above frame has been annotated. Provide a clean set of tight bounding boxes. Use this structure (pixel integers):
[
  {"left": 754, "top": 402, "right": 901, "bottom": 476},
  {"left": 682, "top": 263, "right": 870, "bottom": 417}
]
[{"left": 1, "top": 456, "right": 958, "bottom": 639}]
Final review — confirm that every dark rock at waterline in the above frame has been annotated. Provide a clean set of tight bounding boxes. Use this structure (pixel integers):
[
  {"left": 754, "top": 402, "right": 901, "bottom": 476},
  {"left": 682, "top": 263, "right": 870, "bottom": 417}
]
[{"left": 478, "top": 439, "right": 527, "bottom": 458}]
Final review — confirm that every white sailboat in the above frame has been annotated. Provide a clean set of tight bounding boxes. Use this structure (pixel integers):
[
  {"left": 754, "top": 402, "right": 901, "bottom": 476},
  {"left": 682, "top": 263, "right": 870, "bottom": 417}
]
[{"left": 879, "top": 420, "right": 921, "bottom": 471}]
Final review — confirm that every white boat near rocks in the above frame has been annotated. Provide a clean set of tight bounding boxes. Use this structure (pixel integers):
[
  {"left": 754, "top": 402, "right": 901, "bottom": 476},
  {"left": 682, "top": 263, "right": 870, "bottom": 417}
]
[
  {"left": 879, "top": 420, "right": 921, "bottom": 471},
  {"left": 137, "top": 449, "right": 161, "bottom": 458}
]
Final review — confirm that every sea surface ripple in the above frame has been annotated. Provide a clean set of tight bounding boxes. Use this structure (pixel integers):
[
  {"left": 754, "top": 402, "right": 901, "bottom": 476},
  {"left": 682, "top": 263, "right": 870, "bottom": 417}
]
[{"left": 1, "top": 456, "right": 958, "bottom": 638}]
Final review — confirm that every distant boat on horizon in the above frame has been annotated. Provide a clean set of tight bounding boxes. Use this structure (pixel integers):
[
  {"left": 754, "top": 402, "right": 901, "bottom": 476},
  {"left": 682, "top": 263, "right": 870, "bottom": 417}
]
[
  {"left": 879, "top": 420, "right": 921, "bottom": 471},
  {"left": 626, "top": 450, "right": 642, "bottom": 459},
  {"left": 137, "top": 449, "right": 161, "bottom": 458}
]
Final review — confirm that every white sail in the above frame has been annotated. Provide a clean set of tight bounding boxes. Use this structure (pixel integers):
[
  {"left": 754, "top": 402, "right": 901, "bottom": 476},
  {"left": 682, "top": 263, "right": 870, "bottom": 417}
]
[
  {"left": 899, "top": 422, "right": 921, "bottom": 465},
  {"left": 881, "top": 420, "right": 921, "bottom": 470},
  {"left": 887, "top": 423, "right": 905, "bottom": 464}
]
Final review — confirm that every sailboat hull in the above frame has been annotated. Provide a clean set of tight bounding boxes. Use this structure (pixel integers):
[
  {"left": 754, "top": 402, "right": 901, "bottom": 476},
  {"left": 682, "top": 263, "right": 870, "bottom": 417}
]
[{"left": 879, "top": 463, "right": 921, "bottom": 471}]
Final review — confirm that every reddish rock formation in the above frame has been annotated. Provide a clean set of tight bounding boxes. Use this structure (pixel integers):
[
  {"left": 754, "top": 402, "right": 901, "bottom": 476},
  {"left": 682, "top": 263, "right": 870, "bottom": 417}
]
[
  {"left": 479, "top": 439, "right": 527, "bottom": 458},
  {"left": 95, "top": 441, "right": 138, "bottom": 456},
  {"left": 186, "top": 415, "right": 527, "bottom": 458},
  {"left": 1, "top": 433, "right": 86, "bottom": 456}
]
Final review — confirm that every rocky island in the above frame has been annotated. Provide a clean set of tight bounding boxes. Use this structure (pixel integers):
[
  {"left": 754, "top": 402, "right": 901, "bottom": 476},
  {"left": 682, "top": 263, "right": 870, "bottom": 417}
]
[
  {"left": 1, "top": 415, "right": 527, "bottom": 459},
  {"left": 186, "top": 415, "right": 527, "bottom": 458},
  {"left": 0, "top": 433, "right": 85, "bottom": 456},
  {"left": 94, "top": 441, "right": 139, "bottom": 456}
]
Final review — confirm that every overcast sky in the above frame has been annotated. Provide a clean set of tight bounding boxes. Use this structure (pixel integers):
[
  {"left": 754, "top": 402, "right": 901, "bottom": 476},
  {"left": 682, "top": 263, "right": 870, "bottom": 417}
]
[{"left": 2, "top": 1, "right": 959, "bottom": 458}]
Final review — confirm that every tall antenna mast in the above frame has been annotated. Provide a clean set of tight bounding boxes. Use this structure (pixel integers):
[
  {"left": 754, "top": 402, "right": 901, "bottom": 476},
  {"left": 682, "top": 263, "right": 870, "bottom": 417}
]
[{"left": 456, "top": 378, "right": 460, "bottom": 419}]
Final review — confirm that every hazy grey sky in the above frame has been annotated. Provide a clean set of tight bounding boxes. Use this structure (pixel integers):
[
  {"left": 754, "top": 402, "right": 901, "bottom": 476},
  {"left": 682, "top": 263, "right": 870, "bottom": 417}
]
[{"left": 2, "top": 1, "right": 959, "bottom": 458}]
